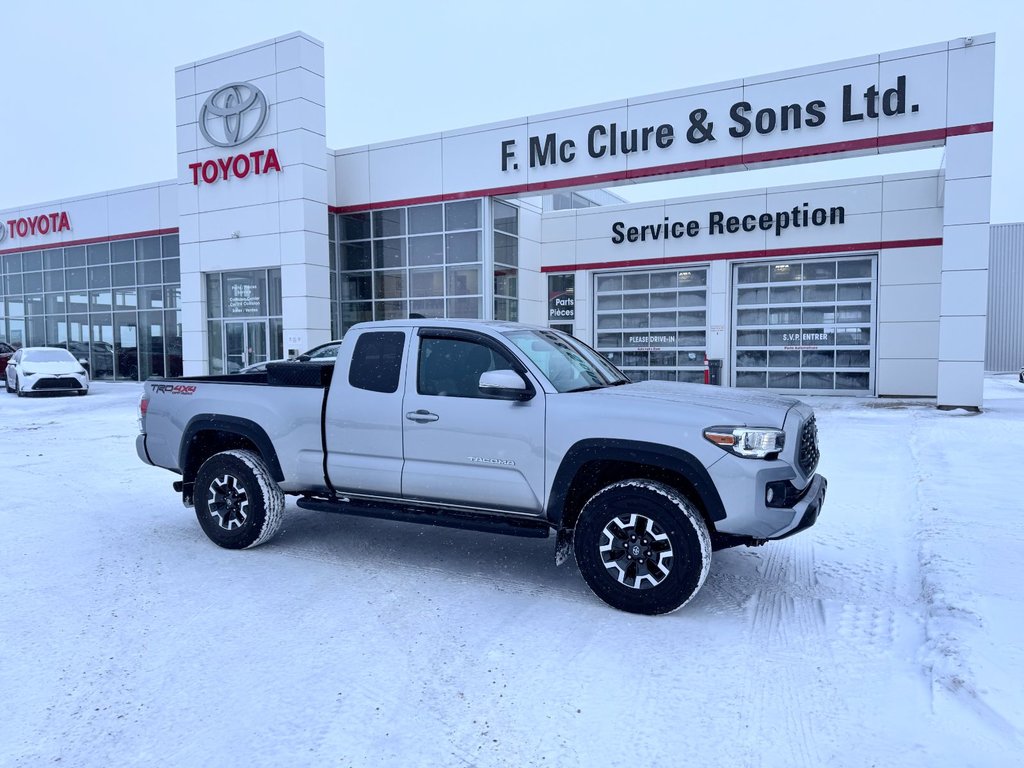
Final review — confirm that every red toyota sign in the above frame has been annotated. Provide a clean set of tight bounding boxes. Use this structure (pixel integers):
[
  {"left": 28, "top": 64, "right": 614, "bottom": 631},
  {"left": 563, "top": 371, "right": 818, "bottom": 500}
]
[
  {"left": 188, "top": 148, "right": 282, "bottom": 186},
  {"left": 1, "top": 211, "right": 71, "bottom": 241}
]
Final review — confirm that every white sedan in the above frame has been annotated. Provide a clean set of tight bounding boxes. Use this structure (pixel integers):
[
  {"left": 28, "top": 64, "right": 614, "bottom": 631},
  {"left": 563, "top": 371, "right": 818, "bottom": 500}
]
[{"left": 5, "top": 347, "right": 90, "bottom": 397}]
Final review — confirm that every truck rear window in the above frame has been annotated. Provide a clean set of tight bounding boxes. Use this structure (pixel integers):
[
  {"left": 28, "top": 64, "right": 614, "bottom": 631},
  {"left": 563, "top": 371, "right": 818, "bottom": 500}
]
[{"left": 348, "top": 331, "right": 405, "bottom": 393}]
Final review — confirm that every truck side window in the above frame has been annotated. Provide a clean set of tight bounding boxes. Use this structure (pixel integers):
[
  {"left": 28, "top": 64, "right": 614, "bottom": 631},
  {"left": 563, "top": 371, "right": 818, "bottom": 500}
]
[
  {"left": 418, "top": 337, "right": 513, "bottom": 398},
  {"left": 348, "top": 331, "right": 405, "bottom": 393}
]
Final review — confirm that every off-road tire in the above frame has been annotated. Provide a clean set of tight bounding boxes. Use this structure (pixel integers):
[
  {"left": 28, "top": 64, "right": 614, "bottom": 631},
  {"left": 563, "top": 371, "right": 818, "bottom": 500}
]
[
  {"left": 574, "top": 479, "right": 711, "bottom": 615},
  {"left": 194, "top": 449, "right": 285, "bottom": 550}
]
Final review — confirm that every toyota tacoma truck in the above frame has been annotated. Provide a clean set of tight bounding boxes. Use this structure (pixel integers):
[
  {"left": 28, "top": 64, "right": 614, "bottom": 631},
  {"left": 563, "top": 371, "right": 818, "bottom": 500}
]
[{"left": 137, "top": 319, "right": 826, "bottom": 614}]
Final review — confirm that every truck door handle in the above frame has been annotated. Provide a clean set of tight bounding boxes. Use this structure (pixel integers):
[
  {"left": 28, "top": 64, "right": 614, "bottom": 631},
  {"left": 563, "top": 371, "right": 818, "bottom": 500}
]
[{"left": 405, "top": 409, "right": 439, "bottom": 423}]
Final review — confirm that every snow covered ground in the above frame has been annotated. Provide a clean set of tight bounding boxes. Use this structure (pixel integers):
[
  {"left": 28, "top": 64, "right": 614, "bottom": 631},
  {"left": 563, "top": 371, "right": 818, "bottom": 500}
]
[{"left": 1, "top": 378, "right": 1022, "bottom": 767}]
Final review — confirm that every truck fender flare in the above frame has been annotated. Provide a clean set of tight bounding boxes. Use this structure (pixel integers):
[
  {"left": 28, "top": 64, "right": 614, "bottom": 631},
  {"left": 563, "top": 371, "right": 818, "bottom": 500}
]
[
  {"left": 180, "top": 414, "right": 286, "bottom": 483},
  {"left": 545, "top": 438, "right": 727, "bottom": 529}
]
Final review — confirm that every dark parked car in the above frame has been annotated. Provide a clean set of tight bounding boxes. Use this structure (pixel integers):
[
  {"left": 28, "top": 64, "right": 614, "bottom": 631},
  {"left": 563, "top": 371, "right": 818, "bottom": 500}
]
[
  {"left": 0, "top": 342, "right": 15, "bottom": 379},
  {"left": 51, "top": 341, "right": 114, "bottom": 379},
  {"left": 47, "top": 341, "right": 151, "bottom": 380}
]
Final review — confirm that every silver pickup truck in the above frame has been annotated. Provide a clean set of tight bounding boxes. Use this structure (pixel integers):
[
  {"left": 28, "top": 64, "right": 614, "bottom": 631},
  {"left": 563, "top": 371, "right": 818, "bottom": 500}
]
[{"left": 137, "top": 319, "right": 826, "bottom": 614}]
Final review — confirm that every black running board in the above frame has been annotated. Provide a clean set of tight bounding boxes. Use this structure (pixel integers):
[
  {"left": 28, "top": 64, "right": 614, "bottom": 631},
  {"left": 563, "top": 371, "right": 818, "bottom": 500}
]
[{"left": 296, "top": 496, "right": 552, "bottom": 539}]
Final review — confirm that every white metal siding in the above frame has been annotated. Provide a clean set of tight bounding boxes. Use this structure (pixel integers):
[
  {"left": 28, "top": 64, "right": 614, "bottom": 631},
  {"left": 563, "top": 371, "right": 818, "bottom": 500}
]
[{"left": 985, "top": 223, "right": 1024, "bottom": 372}]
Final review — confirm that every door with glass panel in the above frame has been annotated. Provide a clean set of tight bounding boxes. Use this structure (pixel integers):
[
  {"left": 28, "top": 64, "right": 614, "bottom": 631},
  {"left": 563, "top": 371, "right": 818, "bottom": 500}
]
[
  {"left": 224, "top": 320, "right": 268, "bottom": 372},
  {"left": 401, "top": 332, "right": 546, "bottom": 512},
  {"left": 114, "top": 313, "right": 139, "bottom": 380},
  {"left": 89, "top": 315, "right": 115, "bottom": 380},
  {"left": 732, "top": 256, "right": 876, "bottom": 394}
]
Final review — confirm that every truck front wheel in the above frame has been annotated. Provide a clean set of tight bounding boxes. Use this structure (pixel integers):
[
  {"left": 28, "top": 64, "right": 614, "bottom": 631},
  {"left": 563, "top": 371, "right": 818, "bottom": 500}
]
[
  {"left": 574, "top": 479, "right": 711, "bottom": 615},
  {"left": 194, "top": 449, "right": 285, "bottom": 550}
]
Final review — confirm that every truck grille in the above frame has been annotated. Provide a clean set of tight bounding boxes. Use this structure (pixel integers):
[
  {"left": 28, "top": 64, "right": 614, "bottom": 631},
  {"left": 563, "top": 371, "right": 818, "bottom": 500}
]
[{"left": 798, "top": 416, "right": 819, "bottom": 475}]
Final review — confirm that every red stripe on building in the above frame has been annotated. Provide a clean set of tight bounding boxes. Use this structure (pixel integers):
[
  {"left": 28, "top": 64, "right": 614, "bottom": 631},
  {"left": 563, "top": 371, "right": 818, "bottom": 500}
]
[
  {"left": 0, "top": 227, "right": 179, "bottom": 257},
  {"left": 328, "top": 122, "right": 993, "bottom": 214},
  {"left": 539, "top": 237, "right": 943, "bottom": 273},
  {"left": 946, "top": 121, "right": 994, "bottom": 137}
]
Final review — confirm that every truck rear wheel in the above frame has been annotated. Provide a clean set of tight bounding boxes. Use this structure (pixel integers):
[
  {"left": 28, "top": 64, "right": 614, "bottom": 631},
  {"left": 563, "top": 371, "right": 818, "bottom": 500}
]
[
  {"left": 194, "top": 449, "right": 285, "bottom": 550},
  {"left": 574, "top": 479, "right": 711, "bottom": 615}
]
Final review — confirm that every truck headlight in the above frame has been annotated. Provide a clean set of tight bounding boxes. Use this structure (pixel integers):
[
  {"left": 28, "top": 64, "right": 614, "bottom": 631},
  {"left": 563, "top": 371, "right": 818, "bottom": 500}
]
[{"left": 703, "top": 426, "right": 785, "bottom": 459}]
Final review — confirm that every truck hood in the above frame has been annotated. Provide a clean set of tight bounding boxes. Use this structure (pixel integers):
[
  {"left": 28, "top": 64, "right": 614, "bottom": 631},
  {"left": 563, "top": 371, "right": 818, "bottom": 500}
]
[{"left": 583, "top": 380, "right": 800, "bottom": 428}]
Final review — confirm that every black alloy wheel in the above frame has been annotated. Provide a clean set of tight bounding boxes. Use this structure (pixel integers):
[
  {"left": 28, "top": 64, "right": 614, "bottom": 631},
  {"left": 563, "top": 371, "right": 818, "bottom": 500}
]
[
  {"left": 598, "top": 512, "right": 674, "bottom": 590},
  {"left": 574, "top": 479, "right": 711, "bottom": 615},
  {"left": 208, "top": 473, "right": 250, "bottom": 531},
  {"left": 193, "top": 449, "right": 285, "bottom": 550}
]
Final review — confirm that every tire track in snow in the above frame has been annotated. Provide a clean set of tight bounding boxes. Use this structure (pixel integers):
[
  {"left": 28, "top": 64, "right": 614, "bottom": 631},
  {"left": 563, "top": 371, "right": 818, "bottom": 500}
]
[
  {"left": 739, "top": 536, "right": 834, "bottom": 767},
  {"left": 731, "top": 404, "right": 927, "bottom": 766}
]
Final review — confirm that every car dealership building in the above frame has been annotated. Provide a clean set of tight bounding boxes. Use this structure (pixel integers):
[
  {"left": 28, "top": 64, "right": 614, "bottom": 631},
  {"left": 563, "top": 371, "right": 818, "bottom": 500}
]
[{"left": 0, "top": 32, "right": 997, "bottom": 406}]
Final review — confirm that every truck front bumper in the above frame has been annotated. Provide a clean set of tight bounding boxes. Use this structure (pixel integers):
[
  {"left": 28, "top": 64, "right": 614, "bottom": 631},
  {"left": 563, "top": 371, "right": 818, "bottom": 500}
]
[
  {"left": 766, "top": 472, "right": 826, "bottom": 540},
  {"left": 707, "top": 448, "right": 828, "bottom": 540}
]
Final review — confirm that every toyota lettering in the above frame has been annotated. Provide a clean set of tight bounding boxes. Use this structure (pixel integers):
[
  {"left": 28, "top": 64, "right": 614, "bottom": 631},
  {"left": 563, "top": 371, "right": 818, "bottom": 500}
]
[
  {"left": 188, "top": 148, "right": 282, "bottom": 186},
  {"left": 1, "top": 211, "right": 72, "bottom": 241}
]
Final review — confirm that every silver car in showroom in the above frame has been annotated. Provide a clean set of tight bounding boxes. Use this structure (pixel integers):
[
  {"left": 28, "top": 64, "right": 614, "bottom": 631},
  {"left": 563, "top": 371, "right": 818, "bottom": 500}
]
[{"left": 5, "top": 347, "right": 90, "bottom": 397}]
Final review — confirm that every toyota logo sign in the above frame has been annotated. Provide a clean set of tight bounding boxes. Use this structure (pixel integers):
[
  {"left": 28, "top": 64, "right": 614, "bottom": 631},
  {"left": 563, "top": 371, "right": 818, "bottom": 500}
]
[
  {"left": 0, "top": 221, "right": 6, "bottom": 243},
  {"left": 199, "top": 82, "right": 269, "bottom": 148}
]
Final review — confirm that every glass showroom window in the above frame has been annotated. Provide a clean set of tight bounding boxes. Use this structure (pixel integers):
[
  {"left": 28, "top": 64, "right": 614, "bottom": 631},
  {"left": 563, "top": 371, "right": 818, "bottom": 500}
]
[
  {"left": 493, "top": 200, "right": 519, "bottom": 322},
  {"left": 328, "top": 213, "right": 339, "bottom": 338},
  {"left": 0, "top": 235, "right": 182, "bottom": 380},
  {"left": 205, "top": 268, "right": 283, "bottom": 374},
  {"left": 332, "top": 199, "right": 483, "bottom": 334}
]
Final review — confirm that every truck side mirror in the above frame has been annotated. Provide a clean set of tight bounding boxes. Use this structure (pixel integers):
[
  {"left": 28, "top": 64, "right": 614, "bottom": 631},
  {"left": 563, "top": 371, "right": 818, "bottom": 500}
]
[{"left": 479, "top": 369, "right": 533, "bottom": 401}]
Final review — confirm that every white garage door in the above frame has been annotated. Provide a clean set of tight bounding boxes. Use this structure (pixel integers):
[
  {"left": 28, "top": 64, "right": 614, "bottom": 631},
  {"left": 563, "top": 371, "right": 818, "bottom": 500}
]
[
  {"left": 594, "top": 267, "right": 709, "bottom": 383},
  {"left": 732, "top": 256, "right": 875, "bottom": 394}
]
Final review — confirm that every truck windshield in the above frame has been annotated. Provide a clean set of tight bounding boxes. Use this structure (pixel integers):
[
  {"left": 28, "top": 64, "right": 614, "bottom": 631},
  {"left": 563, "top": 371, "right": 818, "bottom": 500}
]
[{"left": 504, "top": 330, "right": 630, "bottom": 393}]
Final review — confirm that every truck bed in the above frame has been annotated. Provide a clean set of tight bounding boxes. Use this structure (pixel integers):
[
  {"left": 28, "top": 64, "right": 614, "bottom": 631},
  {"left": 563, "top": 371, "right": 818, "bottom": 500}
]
[
  {"left": 141, "top": 361, "right": 337, "bottom": 492},
  {"left": 165, "top": 360, "right": 336, "bottom": 389}
]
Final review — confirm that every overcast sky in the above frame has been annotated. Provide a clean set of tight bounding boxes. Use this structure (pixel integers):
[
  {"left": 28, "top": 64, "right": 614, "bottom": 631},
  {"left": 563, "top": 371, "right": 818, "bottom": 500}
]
[{"left": 1, "top": 0, "right": 1020, "bottom": 221}]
